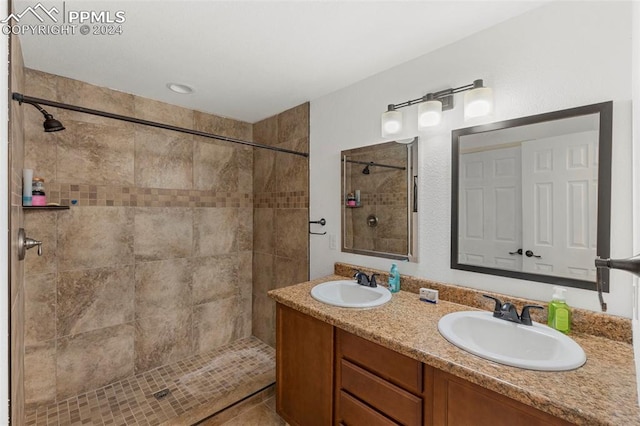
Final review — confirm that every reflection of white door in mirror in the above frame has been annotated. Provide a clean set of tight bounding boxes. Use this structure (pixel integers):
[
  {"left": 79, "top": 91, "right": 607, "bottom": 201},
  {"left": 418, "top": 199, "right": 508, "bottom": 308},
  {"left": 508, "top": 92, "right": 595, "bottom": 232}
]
[
  {"left": 458, "top": 129, "right": 598, "bottom": 280},
  {"left": 459, "top": 146, "right": 522, "bottom": 271},
  {"left": 521, "top": 131, "right": 598, "bottom": 280}
]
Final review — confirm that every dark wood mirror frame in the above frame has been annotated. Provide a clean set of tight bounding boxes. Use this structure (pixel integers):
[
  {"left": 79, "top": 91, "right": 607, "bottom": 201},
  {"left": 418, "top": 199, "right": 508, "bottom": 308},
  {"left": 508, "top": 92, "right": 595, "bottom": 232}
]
[{"left": 451, "top": 102, "right": 613, "bottom": 291}]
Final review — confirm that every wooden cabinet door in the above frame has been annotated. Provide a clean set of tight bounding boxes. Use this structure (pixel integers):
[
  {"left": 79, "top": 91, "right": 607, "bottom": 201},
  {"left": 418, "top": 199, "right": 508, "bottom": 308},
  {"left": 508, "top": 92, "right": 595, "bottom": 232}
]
[
  {"left": 276, "top": 304, "right": 334, "bottom": 426},
  {"left": 433, "top": 370, "right": 575, "bottom": 426}
]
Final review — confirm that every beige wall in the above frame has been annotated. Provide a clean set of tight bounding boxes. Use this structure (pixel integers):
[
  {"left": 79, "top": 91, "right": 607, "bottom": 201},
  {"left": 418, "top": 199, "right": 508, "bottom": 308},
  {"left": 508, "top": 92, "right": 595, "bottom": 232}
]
[
  {"left": 22, "top": 69, "right": 255, "bottom": 406},
  {"left": 9, "top": 34, "right": 26, "bottom": 425},
  {"left": 252, "top": 105, "right": 310, "bottom": 346}
]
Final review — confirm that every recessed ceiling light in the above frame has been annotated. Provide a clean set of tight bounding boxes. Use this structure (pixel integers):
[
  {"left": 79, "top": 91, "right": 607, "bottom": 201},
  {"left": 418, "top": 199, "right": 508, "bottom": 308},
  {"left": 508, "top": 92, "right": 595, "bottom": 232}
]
[{"left": 166, "top": 83, "right": 194, "bottom": 94}]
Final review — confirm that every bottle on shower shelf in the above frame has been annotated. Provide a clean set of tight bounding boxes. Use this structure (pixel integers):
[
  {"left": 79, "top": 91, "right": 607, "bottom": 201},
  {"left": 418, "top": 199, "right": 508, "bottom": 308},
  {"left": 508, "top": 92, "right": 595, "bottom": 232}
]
[
  {"left": 22, "top": 169, "right": 33, "bottom": 206},
  {"left": 32, "top": 177, "right": 46, "bottom": 206},
  {"left": 346, "top": 192, "right": 356, "bottom": 207}
]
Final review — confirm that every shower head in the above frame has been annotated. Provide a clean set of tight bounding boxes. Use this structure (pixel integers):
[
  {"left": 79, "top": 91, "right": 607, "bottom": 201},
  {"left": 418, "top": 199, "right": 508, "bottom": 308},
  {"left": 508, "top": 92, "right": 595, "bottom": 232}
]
[
  {"left": 12, "top": 93, "right": 65, "bottom": 132},
  {"left": 362, "top": 164, "right": 371, "bottom": 174},
  {"left": 33, "top": 103, "right": 65, "bottom": 132}
]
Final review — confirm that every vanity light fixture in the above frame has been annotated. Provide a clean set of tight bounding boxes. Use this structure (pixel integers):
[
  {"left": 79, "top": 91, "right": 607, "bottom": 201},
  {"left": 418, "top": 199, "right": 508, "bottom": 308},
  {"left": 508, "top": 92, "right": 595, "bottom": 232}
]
[
  {"left": 417, "top": 93, "right": 442, "bottom": 128},
  {"left": 381, "top": 105, "right": 403, "bottom": 137},
  {"left": 381, "top": 79, "right": 493, "bottom": 136},
  {"left": 464, "top": 80, "right": 494, "bottom": 120}
]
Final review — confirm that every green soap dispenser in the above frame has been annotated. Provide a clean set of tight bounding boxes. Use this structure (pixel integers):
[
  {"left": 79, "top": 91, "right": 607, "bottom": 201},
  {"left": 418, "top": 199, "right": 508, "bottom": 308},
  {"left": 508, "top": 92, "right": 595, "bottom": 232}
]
[{"left": 548, "top": 286, "right": 571, "bottom": 334}]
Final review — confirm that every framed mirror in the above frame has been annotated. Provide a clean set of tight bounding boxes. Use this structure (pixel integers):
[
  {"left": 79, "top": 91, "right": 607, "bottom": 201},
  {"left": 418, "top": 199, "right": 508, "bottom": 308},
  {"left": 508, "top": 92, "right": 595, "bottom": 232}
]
[
  {"left": 451, "top": 102, "right": 612, "bottom": 291},
  {"left": 342, "top": 138, "right": 418, "bottom": 261}
]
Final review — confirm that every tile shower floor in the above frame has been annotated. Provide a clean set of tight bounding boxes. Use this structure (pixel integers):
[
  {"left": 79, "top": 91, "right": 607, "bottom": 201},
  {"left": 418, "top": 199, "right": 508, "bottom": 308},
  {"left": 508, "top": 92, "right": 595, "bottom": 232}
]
[{"left": 24, "top": 337, "right": 276, "bottom": 426}]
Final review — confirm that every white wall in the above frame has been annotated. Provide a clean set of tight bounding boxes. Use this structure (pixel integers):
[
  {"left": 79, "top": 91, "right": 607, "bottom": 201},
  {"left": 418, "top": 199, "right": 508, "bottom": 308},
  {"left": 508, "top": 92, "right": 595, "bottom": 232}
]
[{"left": 310, "top": 1, "right": 635, "bottom": 317}]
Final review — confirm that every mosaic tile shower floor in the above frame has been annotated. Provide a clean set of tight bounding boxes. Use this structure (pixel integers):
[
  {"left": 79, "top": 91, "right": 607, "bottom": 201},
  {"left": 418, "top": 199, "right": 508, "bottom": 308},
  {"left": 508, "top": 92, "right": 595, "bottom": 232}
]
[{"left": 24, "top": 337, "right": 276, "bottom": 426}]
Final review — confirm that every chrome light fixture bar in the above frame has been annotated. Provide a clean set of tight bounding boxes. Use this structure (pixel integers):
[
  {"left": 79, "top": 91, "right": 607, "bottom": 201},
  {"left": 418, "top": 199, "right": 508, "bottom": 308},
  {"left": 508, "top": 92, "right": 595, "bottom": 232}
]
[{"left": 381, "top": 79, "right": 493, "bottom": 137}]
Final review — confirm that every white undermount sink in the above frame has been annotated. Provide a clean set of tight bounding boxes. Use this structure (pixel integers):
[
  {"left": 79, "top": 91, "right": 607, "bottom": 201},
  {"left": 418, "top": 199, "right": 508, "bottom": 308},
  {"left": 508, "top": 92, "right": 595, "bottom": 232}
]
[
  {"left": 438, "top": 311, "right": 586, "bottom": 371},
  {"left": 311, "top": 280, "right": 392, "bottom": 308}
]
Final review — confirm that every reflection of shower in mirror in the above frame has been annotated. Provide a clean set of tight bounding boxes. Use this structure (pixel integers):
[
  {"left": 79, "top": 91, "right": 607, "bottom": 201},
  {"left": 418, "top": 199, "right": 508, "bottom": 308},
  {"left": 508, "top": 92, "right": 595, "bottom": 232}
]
[{"left": 341, "top": 138, "right": 418, "bottom": 262}]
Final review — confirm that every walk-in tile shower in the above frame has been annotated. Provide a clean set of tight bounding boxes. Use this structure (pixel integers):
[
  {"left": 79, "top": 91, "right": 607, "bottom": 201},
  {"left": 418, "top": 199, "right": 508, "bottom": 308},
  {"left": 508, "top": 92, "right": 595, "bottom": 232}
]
[{"left": 9, "top": 34, "right": 309, "bottom": 424}]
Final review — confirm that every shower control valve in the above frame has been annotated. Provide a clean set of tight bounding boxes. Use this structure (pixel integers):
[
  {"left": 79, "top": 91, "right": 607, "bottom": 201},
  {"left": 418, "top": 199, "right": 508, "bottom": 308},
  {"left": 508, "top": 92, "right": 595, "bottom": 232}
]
[{"left": 17, "top": 228, "right": 43, "bottom": 260}]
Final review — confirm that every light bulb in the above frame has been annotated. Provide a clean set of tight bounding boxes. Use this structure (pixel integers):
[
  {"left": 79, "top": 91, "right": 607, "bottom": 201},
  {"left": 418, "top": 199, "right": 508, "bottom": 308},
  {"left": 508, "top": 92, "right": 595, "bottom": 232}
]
[
  {"left": 464, "top": 86, "right": 493, "bottom": 120},
  {"left": 418, "top": 100, "right": 442, "bottom": 129},
  {"left": 381, "top": 109, "right": 403, "bottom": 137}
]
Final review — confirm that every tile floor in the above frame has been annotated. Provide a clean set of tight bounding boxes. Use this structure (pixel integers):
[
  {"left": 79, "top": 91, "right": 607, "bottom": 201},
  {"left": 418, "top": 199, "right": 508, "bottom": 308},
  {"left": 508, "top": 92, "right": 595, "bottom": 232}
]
[
  {"left": 198, "top": 395, "right": 285, "bottom": 426},
  {"left": 24, "top": 337, "right": 276, "bottom": 425}
]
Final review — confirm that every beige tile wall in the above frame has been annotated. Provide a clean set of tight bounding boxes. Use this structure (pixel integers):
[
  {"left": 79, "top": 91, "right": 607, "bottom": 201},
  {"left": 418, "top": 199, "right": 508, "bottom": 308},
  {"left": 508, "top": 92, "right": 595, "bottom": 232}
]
[
  {"left": 252, "top": 104, "right": 310, "bottom": 346},
  {"left": 9, "top": 34, "right": 26, "bottom": 425},
  {"left": 22, "top": 69, "right": 255, "bottom": 407}
]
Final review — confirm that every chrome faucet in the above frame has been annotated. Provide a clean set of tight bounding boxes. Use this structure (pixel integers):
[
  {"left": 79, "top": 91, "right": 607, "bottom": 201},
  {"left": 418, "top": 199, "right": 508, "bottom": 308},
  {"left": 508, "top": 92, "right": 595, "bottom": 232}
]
[
  {"left": 483, "top": 295, "right": 543, "bottom": 326},
  {"left": 594, "top": 254, "right": 640, "bottom": 312},
  {"left": 353, "top": 271, "right": 378, "bottom": 288}
]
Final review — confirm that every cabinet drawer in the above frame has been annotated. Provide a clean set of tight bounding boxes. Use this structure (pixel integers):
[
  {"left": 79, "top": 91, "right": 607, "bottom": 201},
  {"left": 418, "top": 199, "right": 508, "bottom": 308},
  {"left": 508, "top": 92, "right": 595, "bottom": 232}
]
[
  {"left": 339, "top": 391, "right": 400, "bottom": 426},
  {"left": 338, "top": 329, "right": 422, "bottom": 394},
  {"left": 341, "top": 359, "right": 422, "bottom": 425}
]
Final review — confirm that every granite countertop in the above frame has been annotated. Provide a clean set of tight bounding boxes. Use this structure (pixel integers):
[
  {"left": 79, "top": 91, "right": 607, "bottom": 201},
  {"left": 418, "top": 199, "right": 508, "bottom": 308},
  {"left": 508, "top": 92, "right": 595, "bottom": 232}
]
[{"left": 268, "top": 275, "right": 640, "bottom": 426}]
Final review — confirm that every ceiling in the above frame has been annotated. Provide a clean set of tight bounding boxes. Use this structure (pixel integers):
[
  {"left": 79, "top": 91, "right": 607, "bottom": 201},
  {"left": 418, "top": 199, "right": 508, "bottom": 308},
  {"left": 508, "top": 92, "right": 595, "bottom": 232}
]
[{"left": 15, "top": 1, "right": 547, "bottom": 123}]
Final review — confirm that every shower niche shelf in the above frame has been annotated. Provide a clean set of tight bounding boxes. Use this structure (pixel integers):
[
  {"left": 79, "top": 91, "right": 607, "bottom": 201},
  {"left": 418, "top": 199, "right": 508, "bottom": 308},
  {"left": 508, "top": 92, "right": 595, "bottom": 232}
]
[{"left": 23, "top": 205, "right": 70, "bottom": 211}]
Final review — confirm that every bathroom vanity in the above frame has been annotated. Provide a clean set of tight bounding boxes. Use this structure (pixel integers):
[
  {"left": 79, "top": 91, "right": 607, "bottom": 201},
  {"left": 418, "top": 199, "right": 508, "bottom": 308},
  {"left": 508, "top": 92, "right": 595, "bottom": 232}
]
[{"left": 269, "top": 273, "right": 639, "bottom": 426}]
